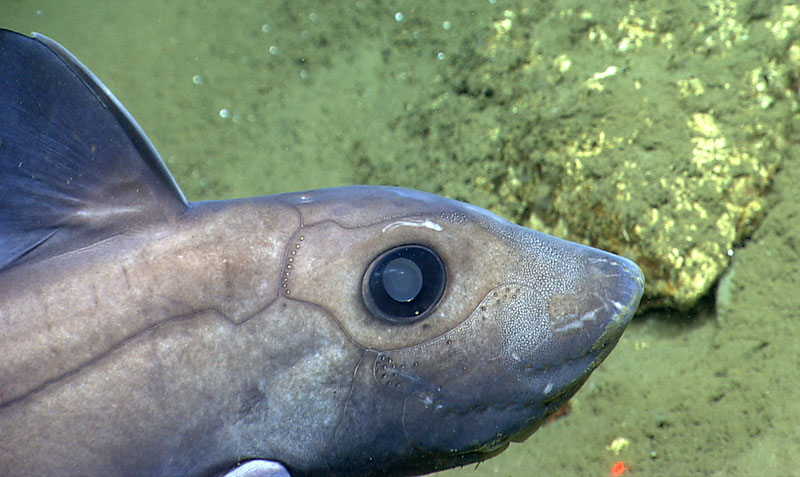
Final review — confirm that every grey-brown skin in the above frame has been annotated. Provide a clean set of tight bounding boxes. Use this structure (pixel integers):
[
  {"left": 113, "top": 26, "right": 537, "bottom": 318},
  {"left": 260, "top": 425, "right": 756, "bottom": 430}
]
[{"left": 0, "top": 30, "right": 644, "bottom": 476}]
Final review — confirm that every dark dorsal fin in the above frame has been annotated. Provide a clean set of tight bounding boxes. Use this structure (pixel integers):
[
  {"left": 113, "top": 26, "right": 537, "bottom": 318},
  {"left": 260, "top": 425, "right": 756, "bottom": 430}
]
[{"left": 0, "top": 30, "right": 189, "bottom": 271}]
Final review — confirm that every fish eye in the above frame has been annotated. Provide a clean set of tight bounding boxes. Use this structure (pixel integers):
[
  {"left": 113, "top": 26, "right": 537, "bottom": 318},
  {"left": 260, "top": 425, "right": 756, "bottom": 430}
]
[{"left": 362, "top": 244, "right": 446, "bottom": 324}]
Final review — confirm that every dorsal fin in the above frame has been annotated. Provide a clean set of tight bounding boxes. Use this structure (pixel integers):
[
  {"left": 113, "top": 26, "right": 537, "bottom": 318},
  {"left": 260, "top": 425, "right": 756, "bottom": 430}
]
[{"left": 0, "top": 30, "right": 189, "bottom": 271}]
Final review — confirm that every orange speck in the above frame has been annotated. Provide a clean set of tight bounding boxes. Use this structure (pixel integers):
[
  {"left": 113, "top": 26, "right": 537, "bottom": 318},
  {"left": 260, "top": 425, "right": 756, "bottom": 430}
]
[
  {"left": 611, "top": 461, "right": 627, "bottom": 476},
  {"left": 545, "top": 402, "right": 572, "bottom": 424}
]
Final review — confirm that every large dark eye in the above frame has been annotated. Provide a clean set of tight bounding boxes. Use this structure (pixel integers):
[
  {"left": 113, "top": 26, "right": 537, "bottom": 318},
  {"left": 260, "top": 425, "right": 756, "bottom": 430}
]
[{"left": 362, "top": 245, "right": 446, "bottom": 324}]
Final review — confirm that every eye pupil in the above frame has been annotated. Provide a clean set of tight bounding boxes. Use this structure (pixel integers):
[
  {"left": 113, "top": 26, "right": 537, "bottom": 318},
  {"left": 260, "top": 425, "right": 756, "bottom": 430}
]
[
  {"left": 362, "top": 245, "right": 446, "bottom": 324},
  {"left": 382, "top": 257, "right": 423, "bottom": 302}
]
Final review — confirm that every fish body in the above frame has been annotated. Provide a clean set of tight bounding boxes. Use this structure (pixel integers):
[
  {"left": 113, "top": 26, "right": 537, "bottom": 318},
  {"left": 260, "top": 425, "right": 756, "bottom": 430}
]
[{"left": 0, "top": 29, "right": 644, "bottom": 476}]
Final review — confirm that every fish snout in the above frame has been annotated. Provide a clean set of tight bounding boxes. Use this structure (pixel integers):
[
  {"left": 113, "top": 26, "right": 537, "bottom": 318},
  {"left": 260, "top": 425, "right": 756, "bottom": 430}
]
[{"left": 498, "top": 248, "right": 644, "bottom": 394}]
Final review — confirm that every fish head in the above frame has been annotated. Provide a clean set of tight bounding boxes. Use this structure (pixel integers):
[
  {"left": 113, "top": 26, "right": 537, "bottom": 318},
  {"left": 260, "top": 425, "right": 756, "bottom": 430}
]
[{"left": 278, "top": 185, "right": 644, "bottom": 474}]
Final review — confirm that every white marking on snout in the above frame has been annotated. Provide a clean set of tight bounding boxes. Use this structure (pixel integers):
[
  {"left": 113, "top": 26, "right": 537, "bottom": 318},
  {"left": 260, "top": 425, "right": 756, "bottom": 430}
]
[{"left": 553, "top": 307, "right": 601, "bottom": 333}]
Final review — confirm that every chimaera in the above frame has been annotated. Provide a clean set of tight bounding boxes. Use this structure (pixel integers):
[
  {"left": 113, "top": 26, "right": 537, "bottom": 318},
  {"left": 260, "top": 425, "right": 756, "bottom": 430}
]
[{"left": 0, "top": 29, "right": 644, "bottom": 476}]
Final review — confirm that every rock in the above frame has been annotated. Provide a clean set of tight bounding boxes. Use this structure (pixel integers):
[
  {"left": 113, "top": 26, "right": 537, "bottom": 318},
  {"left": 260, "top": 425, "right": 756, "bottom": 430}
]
[{"left": 360, "top": 3, "right": 797, "bottom": 309}]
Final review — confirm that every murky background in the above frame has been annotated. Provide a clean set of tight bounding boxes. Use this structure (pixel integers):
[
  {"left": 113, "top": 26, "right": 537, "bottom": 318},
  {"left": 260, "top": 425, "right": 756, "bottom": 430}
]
[{"left": 6, "top": 1, "right": 800, "bottom": 475}]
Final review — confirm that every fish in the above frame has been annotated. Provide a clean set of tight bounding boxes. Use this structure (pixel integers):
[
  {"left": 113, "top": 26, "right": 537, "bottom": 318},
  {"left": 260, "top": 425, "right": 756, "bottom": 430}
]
[{"left": 0, "top": 29, "right": 644, "bottom": 476}]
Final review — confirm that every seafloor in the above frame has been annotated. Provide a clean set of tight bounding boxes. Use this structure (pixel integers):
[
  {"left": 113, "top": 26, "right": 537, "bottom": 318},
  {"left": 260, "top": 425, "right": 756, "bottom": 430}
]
[{"left": 6, "top": 1, "right": 799, "bottom": 475}]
